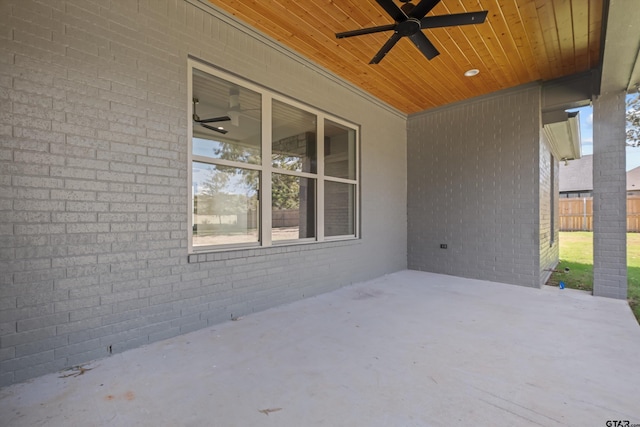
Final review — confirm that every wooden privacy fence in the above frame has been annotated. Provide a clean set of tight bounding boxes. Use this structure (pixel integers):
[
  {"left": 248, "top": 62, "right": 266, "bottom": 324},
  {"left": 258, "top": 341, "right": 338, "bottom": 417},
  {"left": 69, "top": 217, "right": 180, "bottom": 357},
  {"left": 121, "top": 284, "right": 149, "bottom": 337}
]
[{"left": 559, "top": 196, "right": 640, "bottom": 232}]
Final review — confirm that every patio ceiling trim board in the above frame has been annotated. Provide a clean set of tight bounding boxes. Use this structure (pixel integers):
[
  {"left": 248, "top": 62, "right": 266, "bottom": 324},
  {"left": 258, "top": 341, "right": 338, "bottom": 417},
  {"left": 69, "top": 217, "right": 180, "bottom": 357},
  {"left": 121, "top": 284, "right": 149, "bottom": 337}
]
[{"left": 189, "top": 0, "right": 406, "bottom": 119}]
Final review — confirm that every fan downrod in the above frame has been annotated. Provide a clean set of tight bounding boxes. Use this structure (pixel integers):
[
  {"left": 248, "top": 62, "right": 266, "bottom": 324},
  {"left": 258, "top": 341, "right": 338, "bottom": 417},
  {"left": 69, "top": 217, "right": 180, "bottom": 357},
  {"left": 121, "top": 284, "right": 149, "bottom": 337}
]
[{"left": 399, "top": 0, "right": 415, "bottom": 15}]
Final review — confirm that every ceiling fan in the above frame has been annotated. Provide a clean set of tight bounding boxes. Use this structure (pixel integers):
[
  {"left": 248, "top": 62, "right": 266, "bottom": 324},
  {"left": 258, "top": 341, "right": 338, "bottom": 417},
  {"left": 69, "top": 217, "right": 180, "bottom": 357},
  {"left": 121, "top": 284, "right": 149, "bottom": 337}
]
[
  {"left": 192, "top": 98, "right": 230, "bottom": 134},
  {"left": 336, "top": 0, "right": 488, "bottom": 64}
]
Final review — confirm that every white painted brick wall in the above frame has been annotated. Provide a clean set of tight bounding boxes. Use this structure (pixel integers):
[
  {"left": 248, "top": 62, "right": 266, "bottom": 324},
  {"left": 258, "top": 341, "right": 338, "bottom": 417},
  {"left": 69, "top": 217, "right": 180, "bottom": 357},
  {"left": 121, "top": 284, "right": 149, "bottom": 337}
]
[
  {"left": 0, "top": 0, "right": 407, "bottom": 386},
  {"left": 407, "top": 86, "right": 544, "bottom": 287}
]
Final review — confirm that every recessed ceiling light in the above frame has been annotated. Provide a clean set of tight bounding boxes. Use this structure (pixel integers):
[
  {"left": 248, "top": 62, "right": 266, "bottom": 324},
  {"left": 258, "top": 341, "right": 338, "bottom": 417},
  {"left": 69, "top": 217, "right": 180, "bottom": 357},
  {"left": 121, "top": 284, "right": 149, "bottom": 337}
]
[
  {"left": 217, "top": 126, "right": 224, "bottom": 130},
  {"left": 464, "top": 69, "right": 480, "bottom": 77}
]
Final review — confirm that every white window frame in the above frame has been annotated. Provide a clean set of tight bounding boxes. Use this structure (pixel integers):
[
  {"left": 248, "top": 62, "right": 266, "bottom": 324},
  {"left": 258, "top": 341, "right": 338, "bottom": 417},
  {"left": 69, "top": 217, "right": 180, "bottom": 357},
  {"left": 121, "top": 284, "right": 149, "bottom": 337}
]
[{"left": 188, "top": 59, "right": 360, "bottom": 254}]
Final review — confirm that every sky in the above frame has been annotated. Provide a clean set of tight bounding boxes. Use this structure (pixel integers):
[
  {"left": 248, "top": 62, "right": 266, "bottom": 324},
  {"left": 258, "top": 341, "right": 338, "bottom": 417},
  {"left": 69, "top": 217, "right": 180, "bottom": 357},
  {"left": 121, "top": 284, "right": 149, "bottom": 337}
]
[{"left": 569, "top": 94, "right": 640, "bottom": 171}]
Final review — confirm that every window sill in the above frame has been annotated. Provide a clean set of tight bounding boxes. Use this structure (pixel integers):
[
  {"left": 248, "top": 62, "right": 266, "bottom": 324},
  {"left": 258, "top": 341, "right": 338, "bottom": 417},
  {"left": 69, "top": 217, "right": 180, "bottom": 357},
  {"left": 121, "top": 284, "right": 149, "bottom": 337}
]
[{"left": 188, "top": 237, "right": 361, "bottom": 263}]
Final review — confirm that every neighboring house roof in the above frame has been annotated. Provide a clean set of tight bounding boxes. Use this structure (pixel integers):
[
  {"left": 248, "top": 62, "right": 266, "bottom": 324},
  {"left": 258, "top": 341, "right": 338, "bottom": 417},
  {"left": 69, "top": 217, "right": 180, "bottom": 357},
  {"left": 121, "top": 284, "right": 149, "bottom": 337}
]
[
  {"left": 627, "top": 166, "right": 640, "bottom": 191},
  {"left": 560, "top": 157, "right": 640, "bottom": 192},
  {"left": 559, "top": 154, "right": 593, "bottom": 192}
]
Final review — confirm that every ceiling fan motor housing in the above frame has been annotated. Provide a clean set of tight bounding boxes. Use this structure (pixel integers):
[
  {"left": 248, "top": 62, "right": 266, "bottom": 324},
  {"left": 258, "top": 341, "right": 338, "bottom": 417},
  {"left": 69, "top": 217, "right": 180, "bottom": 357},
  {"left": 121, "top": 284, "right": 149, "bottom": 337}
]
[{"left": 396, "top": 18, "right": 421, "bottom": 36}]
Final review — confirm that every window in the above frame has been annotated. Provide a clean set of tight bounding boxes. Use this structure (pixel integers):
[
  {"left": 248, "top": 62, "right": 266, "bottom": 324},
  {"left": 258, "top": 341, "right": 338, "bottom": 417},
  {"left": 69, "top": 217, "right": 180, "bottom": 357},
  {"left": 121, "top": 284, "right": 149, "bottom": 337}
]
[
  {"left": 271, "top": 100, "right": 317, "bottom": 242},
  {"left": 188, "top": 60, "right": 359, "bottom": 252},
  {"left": 190, "top": 67, "right": 262, "bottom": 248},
  {"left": 324, "top": 120, "right": 357, "bottom": 237}
]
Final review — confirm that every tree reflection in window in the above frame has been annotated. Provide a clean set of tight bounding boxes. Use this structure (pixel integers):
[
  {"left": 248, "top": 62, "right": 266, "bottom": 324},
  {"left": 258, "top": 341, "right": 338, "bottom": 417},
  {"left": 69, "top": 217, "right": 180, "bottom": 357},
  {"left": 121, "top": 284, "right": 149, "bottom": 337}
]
[{"left": 193, "top": 162, "right": 259, "bottom": 246}]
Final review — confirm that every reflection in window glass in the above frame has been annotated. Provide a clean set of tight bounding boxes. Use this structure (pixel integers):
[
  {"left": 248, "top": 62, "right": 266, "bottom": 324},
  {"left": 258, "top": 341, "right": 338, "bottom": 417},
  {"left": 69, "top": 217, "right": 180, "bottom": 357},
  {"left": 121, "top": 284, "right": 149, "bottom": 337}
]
[
  {"left": 324, "top": 181, "right": 355, "bottom": 237},
  {"left": 192, "top": 69, "right": 261, "bottom": 164},
  {"left": 272, "top": 174, "right": 315, "bottom": 241},
  {"left": 324, "top": 120, "right": 356, "bottom": 180},
  {"left": 272, "top": 100, "right": 316, "bottom": 173},
  {"left": 192, "top": 162, "right": 259, "bottom": 246}
]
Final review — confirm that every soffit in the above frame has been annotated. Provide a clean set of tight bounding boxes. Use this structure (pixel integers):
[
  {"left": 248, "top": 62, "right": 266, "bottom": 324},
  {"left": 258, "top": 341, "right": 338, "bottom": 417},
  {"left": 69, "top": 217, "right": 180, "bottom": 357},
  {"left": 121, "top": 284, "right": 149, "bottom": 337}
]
[
  {"left": 599, "top": 0, "right": 640, "bottom": 93},
  {"left": 206, "top": 0, "right": 604, "bottom": 114},
  {"left": 543, "top": 111, "right": 582, "bottom": 161}
]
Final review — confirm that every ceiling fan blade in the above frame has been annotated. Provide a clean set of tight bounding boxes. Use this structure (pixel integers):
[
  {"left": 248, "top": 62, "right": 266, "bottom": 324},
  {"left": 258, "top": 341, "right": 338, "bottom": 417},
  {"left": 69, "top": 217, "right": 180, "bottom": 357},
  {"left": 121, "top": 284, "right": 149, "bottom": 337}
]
[
  {"left": 336, "top": 24, "right": 396, "bottom": 39},
  {"left": 408, "top": 0, "right": 440, "bottom": 19},
  {"left": 409, "top": 31, "right": 440, "bottom": 60},
  {"left": 375, "top": 0, "right": 407, "bottom": 22},
  {"left": 370, "top": 32, "right": 402, "bottom": 64},
  {"left": 200, "top": 123, "right": 228, "bottom": 134},
  {"left": 198, "top": 115, "right": 231, "bottom": 124},
  {"left": 421, "top": 11, "right": 488, "bottom": 29}
]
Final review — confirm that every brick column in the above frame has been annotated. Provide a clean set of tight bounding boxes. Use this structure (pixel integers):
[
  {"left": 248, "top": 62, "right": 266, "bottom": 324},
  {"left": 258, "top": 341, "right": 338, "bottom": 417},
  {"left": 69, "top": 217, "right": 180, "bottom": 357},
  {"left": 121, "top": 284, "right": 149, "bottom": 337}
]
[{"left": 592, "top": 91, "right": 627, "bottom": 299}]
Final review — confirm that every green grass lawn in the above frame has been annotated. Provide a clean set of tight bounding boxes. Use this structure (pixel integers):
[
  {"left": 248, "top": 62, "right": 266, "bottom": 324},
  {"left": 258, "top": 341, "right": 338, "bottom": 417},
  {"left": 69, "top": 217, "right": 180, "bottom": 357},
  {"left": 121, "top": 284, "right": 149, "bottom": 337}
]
[{"left": 546, "top": 232, "right": 640, "bottom": 323}]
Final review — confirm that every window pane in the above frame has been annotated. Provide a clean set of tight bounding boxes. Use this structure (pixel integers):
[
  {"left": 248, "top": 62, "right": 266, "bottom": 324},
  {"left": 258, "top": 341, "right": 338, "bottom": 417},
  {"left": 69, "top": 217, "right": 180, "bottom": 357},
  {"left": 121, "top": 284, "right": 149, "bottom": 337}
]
[
  {"left": 192, "top": 162, "right": 259, "bottom": 246},
  {"left": 325, "top": 181, "right": 355, "bottom": 237},
  {"left": 324, "top": 120, "right": 356, "bottom": 180},
  {"left": 192, "top": 69, "right": 261, "bottom": 164},
  {"left": 272, "top": 100, "right": 316, "bottom": 173},
  {"left": 272, "top": 174, "right": 315, "bottom": 241}
]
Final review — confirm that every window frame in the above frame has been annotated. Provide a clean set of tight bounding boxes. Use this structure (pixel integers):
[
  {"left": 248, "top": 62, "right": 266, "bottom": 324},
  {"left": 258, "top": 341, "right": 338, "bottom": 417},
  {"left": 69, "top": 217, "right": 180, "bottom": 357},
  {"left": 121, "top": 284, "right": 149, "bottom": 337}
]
[{"left": 188, "top": 59, "right": 360, "bottom": 254}]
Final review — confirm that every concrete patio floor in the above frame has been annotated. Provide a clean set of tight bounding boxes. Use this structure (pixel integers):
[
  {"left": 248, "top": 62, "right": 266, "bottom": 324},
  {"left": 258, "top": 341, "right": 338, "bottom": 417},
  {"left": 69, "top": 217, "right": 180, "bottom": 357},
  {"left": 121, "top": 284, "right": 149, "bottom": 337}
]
[{"left": 1, "top": 270, "right": 639, "bottom": 426}]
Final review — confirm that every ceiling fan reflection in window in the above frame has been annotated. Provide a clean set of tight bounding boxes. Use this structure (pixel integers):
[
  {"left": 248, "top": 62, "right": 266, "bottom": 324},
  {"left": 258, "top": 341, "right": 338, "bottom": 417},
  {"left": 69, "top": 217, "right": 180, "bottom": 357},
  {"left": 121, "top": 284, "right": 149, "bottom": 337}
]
[
  {"left": 336, "top": 0, "right": 488, "bottom": 64},
  {"left": 192, "top": 98, "right": 230, "bottom": 134}
]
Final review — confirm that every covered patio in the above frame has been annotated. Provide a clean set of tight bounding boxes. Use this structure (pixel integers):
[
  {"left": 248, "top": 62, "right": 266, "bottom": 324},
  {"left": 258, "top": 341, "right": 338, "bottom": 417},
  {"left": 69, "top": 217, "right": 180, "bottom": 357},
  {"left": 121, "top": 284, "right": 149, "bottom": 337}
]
[{"left": 2, "top": 270, "right": 638, "bottom": 426}]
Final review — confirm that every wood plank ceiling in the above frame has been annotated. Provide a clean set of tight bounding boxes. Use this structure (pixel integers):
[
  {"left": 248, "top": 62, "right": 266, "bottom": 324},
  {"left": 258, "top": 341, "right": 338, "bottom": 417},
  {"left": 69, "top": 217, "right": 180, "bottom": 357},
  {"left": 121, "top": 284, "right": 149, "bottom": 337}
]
[{"left": 207, "top": 0, "right": 603, "bottom": 115}]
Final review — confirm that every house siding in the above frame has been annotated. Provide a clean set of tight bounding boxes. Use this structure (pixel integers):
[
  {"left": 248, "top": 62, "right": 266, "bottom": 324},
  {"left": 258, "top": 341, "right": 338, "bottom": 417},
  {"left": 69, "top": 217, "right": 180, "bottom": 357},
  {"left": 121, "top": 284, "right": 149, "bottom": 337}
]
[
  {"left": 406, "top": 86, "right": 542, "bottom": 287},
  {"left": 0, "top": 0, "right": 407, "bottom": 386}
]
